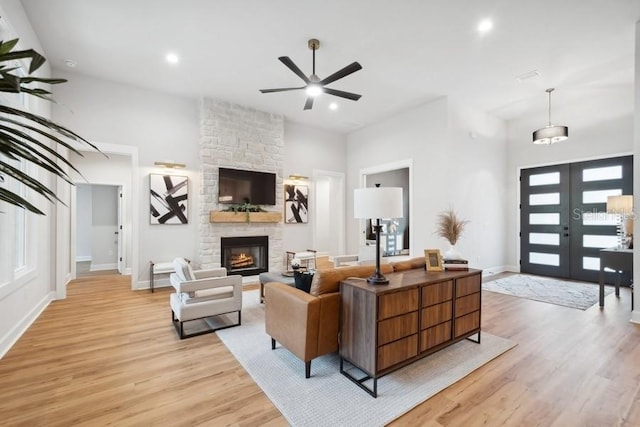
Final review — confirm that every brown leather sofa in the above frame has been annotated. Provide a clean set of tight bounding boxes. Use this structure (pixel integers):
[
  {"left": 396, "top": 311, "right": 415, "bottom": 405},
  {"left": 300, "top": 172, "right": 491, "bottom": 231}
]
[{"left": 264, "top": 257, "right": 426, "bottom": 378}]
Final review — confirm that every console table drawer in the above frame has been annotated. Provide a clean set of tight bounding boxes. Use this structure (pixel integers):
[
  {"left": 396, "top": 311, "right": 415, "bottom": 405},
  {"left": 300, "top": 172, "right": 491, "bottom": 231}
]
[
  {"left": 378, "top": 312, "right": 419, "bottom": 346},
  {"left": 421, "top": 280, "right": 453, "bottom": 306},
  {"left": 456, "top": 274, "right": 481, "bottom": 297},
  {"left": 377, "top": 334, "right": 418, "bottom": 371},
  {"left": 421, "top": 301, "right": 452, "bottom": 329},
  {"left": 454, "top": 312, "right": 480, "bottom": 337},
  {"left": 378, "top": 289, "right": 419, "bottom": 320},
  {"left": 420, "top": 322, "right": 452, "bottom": 352},
  {"left": 455, "top": 293, "right": 480, "bottom": 317}
]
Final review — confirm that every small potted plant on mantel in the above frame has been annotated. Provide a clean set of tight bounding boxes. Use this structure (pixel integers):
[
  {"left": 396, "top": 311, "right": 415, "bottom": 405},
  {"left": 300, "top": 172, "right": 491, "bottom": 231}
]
[{"left": 435, "top": 208, "right": 469, "bottom": 260}]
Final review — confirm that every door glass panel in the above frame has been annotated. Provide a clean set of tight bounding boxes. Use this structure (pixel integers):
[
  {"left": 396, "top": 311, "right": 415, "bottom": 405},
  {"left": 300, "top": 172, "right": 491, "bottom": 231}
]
[
  {"left": 529, "top": 172, "right": 560, "bottom": 186},
  {"left": 530, "top": 233, "right": 560, "bottom": 245},
  {"left": 583, "top": 256, "right": 600, "bottom": 271},
  {"left": 529, "top": 213, "right": 560, "bottom": 225},
  {"left": 583, "top": 235, "right": 619, "bottom": 248},
  {"left": 582, "top": 212, "right": 618, "bottom": 226},
  {"left": 583, "top": 189, "right": 622, "bottom": 204},
  {"left": 530, "top": 252, "right": 560, "bottom": 266},
  {"left": 583, "top": 166, "right": 622, "bottom": 182},
  {"left": 529, "top": 193, "right": 560, "bottom": 206}
]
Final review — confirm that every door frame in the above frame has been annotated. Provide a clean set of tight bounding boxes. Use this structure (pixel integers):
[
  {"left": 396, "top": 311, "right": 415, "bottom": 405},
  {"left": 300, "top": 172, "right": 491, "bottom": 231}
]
[
  {"left": 516, "top": 151, "right": 634, "bottom": 275},
  {"left": 359, "top": 159, "right": 413, "bottom": 256},
  {"left": 61, "top": 142, "right": 138, "bottom": 296}
]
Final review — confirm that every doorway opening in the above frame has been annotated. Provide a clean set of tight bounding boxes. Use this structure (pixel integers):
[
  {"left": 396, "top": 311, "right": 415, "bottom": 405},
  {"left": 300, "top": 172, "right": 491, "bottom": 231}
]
[
  {"left": 312, "top": 170, "right": 345, "bottom": 257},
  {"left": 360, "top": 160, "right": 413, "bottom": 257},
  {"left": 75, "top": 183, "right": 122, "bottom": 277}
]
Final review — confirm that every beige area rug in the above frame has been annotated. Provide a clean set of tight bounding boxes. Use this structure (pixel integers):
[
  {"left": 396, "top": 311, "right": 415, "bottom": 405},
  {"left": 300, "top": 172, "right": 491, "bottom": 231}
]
[
  {"left": 216, "top": 291, "right": 517, "bottom": 427},
  {"left": 483, "top": 274, "right": 614, "bottom": 310}
]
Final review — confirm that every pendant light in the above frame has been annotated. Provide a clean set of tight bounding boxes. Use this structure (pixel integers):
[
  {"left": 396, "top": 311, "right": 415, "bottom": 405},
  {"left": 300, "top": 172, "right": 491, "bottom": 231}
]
[{"left": 533, "top": 88, "right": 568, "bottom": 145}]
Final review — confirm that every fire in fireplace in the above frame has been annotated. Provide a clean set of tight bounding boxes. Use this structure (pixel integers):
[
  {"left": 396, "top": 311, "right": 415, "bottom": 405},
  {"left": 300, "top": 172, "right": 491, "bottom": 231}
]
[{"left": 221, "top": 236, "right": 268, "bottom": 276}]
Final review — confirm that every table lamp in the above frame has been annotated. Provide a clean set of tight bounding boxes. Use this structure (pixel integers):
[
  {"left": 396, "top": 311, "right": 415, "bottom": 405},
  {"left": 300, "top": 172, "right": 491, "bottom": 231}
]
[
  {"left": 606, "top": 195, "right": 633, "bottom": 249},
  {"left": 354, "top": 185, "right": 403, "bottom": 284}
]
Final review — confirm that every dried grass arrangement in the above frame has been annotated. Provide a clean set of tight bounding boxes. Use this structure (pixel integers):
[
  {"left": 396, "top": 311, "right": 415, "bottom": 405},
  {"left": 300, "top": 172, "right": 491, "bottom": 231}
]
[{"left": 435, "top": 209, "right": 469, "bottom": 245}]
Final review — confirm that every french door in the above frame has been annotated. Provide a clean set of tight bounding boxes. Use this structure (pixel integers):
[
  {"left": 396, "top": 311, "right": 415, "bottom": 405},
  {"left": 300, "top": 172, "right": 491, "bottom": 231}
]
[{"left": 520, "top": 155, "right": 633, "bottom": 282}]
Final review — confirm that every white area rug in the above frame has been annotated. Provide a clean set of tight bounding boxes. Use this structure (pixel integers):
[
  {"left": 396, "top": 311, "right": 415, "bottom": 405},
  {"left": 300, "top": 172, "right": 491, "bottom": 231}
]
[
  {"left": 217, "top": 290, "right": 516, "bottom": 427},
  {"left": 483, "top": 274, "right": 613, "bottom": 310}
]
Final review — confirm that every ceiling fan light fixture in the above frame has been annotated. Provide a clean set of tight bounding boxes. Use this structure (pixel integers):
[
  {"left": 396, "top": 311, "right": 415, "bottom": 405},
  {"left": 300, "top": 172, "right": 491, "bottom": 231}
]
[
  {"left": 533, "top": 88, "right": 568, "bottom": 145},
  {"left": 306, "top": 84, "right": 322, "bottom": 97}
]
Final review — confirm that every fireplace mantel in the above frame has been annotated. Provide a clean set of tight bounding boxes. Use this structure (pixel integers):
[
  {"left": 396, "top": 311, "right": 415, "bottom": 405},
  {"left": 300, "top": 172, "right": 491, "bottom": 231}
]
[{"left": 209, "top": 211, "right": 282, "bottom": 223}]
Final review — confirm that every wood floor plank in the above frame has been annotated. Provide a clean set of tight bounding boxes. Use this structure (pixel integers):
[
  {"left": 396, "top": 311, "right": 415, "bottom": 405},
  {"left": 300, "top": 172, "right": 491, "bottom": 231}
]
[{"left": 1, "top": 273, "right": 639, "bottom": 426}]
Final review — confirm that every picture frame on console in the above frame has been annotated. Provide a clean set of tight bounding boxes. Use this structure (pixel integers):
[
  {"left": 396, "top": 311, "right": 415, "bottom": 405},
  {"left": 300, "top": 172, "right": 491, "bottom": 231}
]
[
  {"left": 284, "top": 184, "right": 308, "bottom": 224},
  {"left": 424, "top": 249, "right": 444, "bottom": 272},
  {"left": 149, "top": 174, "right": 188, "bottom": 225}
]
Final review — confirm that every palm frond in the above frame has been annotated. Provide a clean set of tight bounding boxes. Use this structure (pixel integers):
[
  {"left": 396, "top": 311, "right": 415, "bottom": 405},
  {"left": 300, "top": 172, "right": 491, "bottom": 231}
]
[{"left": 0, "top": 38, "right": 102, "bottom": 215}]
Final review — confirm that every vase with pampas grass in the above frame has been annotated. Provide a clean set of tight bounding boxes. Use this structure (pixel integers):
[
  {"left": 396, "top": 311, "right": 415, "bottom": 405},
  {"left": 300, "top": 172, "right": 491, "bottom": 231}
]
[{"left": 435, "top": 209, "right": 469, "bottom": 260}]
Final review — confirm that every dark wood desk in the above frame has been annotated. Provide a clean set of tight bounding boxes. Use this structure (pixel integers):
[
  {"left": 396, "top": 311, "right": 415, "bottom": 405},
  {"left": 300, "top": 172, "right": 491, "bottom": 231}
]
[{"left": 599, "top": 248, "right": 633, "bottom": 307}]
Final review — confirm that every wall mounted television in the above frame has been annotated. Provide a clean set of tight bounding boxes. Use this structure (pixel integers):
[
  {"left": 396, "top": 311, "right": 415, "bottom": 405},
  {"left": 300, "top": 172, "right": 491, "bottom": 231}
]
[{"left": 218, "top": 167, "right": 276, "bottom": 205}]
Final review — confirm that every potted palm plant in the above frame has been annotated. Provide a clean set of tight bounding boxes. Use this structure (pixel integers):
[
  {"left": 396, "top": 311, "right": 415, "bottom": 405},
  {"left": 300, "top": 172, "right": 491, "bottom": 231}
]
[
  {"left": 435, "top": 208, "right": 469, "bottom": 260},
  {"left": 0, "top": 38, "right": 99, "bottom": 215}
]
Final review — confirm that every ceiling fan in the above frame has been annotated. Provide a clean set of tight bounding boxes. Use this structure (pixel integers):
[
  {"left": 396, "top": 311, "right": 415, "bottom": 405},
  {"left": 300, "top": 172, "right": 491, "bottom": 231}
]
[{"left": 259, "top": 38, "right": 362, "bottom": 110}]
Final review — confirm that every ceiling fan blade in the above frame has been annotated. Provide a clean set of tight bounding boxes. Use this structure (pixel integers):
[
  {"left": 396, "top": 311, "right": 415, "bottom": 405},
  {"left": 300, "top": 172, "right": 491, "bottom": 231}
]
[
  {"left": 259, "top": 87, "right": 305, "bottom": 93},
  {"left": 278, "top": 56, "right": 310, "bottom": 84},
  {"left": 303, "top": 97, "right": 314, "bottom": 110},
  {"left": 323, "top": 87, "right": 362, "bottom": 101},
  {"left": 319, "top": 62, "right": 362, "bottom": 86}
]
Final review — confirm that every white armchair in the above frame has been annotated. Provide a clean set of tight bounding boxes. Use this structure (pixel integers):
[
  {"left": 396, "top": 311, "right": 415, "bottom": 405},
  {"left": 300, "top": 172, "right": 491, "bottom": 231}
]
[{"left": 169, "top": 258, "right": 242, "bottom": 339}]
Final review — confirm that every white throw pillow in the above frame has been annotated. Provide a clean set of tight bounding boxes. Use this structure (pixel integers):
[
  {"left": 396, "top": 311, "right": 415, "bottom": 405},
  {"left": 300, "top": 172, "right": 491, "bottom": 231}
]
[{"left": 173, "top": 258, "right": 194, "bottom": 281}]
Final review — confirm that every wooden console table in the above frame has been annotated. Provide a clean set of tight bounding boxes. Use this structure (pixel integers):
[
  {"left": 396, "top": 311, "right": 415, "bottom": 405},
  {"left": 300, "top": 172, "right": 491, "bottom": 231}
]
[
  {"left": 599, "top": 248, "right": 633, "bottom": 307},
  {"left": 339, "top": 268, "right": 482, "bottom": 397}
]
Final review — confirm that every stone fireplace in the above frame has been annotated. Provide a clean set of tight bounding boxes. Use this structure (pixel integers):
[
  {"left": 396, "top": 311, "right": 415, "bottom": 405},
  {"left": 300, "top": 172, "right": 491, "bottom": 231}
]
[
  {"left": 198, "top": 98, "right": 285, "bottom": 272},
  {"left": 220, "top": 236, "right": 269, "bottom": 276}
]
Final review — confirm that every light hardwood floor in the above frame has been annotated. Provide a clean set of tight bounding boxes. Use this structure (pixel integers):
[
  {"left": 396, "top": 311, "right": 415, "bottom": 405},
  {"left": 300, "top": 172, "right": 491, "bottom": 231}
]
[{"left": 0, "top": 273, "right": 638, "bottom": 426}]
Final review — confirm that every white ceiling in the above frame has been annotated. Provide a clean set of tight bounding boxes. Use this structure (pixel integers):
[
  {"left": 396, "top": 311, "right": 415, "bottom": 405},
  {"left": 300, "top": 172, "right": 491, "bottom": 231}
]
[{"left": 16, "top": 0, "right": 640, "bottom": 133}]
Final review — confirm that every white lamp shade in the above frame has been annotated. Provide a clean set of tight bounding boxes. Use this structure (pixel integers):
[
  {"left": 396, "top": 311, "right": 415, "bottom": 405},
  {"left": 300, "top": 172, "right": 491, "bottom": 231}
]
[
  {"left": 354, "top": 187, "right": 403, "bottom": 219},
  {"left": 606, "top": 195, "right": 633, "bottom": 214}
]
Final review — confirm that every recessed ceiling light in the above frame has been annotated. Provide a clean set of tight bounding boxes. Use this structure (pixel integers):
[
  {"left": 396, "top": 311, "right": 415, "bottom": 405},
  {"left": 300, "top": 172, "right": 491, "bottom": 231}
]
[
  {"left": 515, "top": 69, "right": 541, "bottom": 82},
  {"left": 166, "top": 53, "right": 179, "bottom": 64},
  {"left": 63, "top": 59, "right": 77, "bottom": 68},
  {"left": 329, "top": 102, "right": 338, "bottom": 110},
  {"left": 477, "top": 19, "right": 493, "bottom": 34}
]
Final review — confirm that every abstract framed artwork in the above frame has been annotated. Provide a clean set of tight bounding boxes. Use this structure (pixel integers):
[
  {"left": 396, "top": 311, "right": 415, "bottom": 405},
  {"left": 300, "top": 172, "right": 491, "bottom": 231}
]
[
  {"left": 150, "top": 174, "right": 188, "bottom": 224},
  {"left": 284, "top": 184, "right": 308, "bottom": 224}
]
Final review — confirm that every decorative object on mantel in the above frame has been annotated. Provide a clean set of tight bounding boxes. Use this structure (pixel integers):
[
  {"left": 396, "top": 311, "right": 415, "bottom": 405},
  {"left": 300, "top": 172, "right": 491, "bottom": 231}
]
[
  {"left": 220, "top": 202, "right": 267, "bottom": 223},
  {"left": 284, "top": 184, "right": 309, "bottom": 224},
  {"left": 532, "top": 88, "right": 568, "bottom": 145},
  {"left": 209, "top": 209, "right": 282, "bottom": 223},
  {"left": 435, "top": 208, "right": 469, "bottom": 260},
  {"left": 150, "top": 174, "right": 188, "bottom": 224}
]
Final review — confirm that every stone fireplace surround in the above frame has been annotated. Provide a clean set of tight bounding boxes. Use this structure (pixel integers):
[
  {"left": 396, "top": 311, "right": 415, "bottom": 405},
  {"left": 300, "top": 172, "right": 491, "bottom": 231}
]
[{"left": 198, "top": 98, "right": 285, "bottom": 273}]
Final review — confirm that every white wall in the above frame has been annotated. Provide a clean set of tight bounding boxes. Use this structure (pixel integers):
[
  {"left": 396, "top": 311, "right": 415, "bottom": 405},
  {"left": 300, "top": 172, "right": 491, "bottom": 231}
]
[
  {"left": 0, "top": 0, "right": 56, "bottom": 358},
  {"left": 52, "top": 71, "right": 200, "bottom": 285},
  {"left": 283, "top": 122, "right": 347, "bottom": 253},
  {"left": 90, "top": 185, "right": 118, "bottom": 269},
  {"left": 506, "top": 85, "right": 635, "bottom": 269},
  {"left": 75, "top": 184, "right": 92, "bottom": 261},
  {"left": 346, "top": 97, "right": 508, "bottom": 271},
  {"left": 632, "top": 21, "right": 640, "bottom": 324}
]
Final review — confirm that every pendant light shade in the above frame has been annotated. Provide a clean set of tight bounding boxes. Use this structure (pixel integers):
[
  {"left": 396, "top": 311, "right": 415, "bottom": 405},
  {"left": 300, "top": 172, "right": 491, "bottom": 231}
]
[{"left": 533, "top": 88, "right": 568, "bottom": 145}]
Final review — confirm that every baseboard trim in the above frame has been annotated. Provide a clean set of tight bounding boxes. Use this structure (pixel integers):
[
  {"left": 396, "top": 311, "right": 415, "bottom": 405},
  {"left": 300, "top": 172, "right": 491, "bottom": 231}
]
[
  {"left": 481, "top": 265, "right": 510, "bottom": 277},
  {"left": 0, "top": 291, "right": 54, "bottom": 359},
  {"left": 631, "top": 310, "right": 640, "bottom": 324},
  {"left": 75, "top": 256, "right": 92, "bottom": 262},
  {"left": 89, "top": 263, "right": 118, "bottom": 272}
]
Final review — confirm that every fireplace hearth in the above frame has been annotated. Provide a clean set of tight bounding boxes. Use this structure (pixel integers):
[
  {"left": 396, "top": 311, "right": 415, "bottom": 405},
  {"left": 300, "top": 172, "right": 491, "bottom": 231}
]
[{"left": 221, "top": 236, "right": 268, "bottom": 276}]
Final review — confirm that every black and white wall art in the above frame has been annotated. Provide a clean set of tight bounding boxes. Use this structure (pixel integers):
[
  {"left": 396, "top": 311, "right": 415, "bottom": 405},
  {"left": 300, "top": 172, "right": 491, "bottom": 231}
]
[
  {"left": 284, "top": 184, "right": 308, "bottom": 224},
  {"left": 150, "top": 174, "right": 188, "bottom": 224}
]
